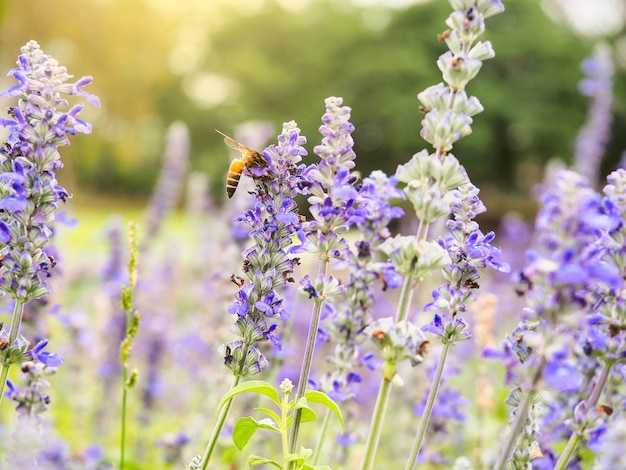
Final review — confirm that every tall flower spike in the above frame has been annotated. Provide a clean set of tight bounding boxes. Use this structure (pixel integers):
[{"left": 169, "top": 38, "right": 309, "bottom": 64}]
[
  {"left": 198, "top": 122, "right": 308, "bottom": 470},
  {"left": 312, "top": 171, "right": 405, "bottom": 406},
  {"left": 0, "top": 40, "right": 98, "bottom": 408},
  {"left": 492, "top": 169, "right": 623, "bottom": 469},
  {"left": 573, "top": 43, "right": 614, "bottom": 185},
  {"left": 288, "top": 97, "right": 363, "bottom": 463},
  {"left": 143, "top": 121, "right": 190, "bottom": 246},
  {"left": 0, "top": 40, "right": 100, "bottom": 302},
  {"left": 303, "top": 96, "right": 361, "bottom": 260},
  {"left": 221, "top": 121, "right": 308, "bottom": 377},
  {"left": 372, "top": 3, "right": 506, "bottom": 469}
]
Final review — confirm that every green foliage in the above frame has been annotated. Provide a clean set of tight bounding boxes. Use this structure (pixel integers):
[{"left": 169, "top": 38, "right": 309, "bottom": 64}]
[
  {"left": 301, "top": 390, "right": 345, "bottom": 433},
  {"left": 218, "top": 379, "right": 343, "bottom": 469},
  {"left": 218, "top": 380, "right": 280, "bottom": 411},
  {"left": 234, "top": 416, "right": 281, "bottom": 450}
]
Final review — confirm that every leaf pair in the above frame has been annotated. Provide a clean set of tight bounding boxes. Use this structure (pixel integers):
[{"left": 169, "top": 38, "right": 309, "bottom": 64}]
[{"left": 217, "top": 380, "right": 344, "bottom": 469}]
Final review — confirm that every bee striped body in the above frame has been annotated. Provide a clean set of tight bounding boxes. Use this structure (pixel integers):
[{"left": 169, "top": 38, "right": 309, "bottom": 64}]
[{"left": 216, "top": 130, "right": 266, "bottom": 198}]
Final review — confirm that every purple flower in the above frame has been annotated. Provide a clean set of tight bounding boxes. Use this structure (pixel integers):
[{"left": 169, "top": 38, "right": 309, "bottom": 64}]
[
  {"left": 27, "top": 340, "right": 64, "bottom": 367},
  {"left": 4, "top": 359, "right": 60, "bottom": 417},
  {"left": 0, "top": 40, "right": 99, "bottom": 302},
  {"left": 143, "top": 121, "right": 190, "bottom": 245},
  {"left": 220, "top": 121, "right": 307, "bottom": 377},
  {"left": 543, "top": 362, "right": 583, "bottom": 393},
  {"left": 314, "top": 170, "right": 405, "bottom": 408},
  {"left": 573, "top": 44, "right": 614, "bottom": 185},
  {"left": 493, "top": 169, "right": 626, "bottom": 466},
  {"left": 303, "top": 97, "right": 361, "bottom": 261},
  {"left": 422, "top": 184, "right": 507, "bottom": 345}
]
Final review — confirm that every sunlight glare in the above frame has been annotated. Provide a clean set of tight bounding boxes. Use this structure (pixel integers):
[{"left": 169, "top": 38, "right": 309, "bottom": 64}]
[
  {"left": 169, "top": 26, "right": 209, "bottom": 76},
  {"left": 183, "top": 72, "right": 239, "bottom": 108}
]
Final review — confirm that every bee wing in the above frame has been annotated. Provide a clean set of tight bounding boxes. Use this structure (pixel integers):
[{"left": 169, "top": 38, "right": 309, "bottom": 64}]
[{"left": 215, "top": 129, "right": 253, "bottom": 154}]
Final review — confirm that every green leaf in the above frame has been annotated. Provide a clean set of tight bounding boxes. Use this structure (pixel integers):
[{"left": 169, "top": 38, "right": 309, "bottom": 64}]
[
  {"left": 285, "top": 447, "right": 314, "bottom": 464},
  {"left": 298, "top": 404, "right": 317, "bottom": 424},
  {"left": 232, "top": 417, "right": 259, "bottom": 450},
  {"left": 255, "top": 418, "right": 281, "bottom": 432},
  {"left": 304, "top": 390, "right": 345, "bottom": 433},
  {"left": 232, "top": 416, "right": 280, "bottom": 450},
  {"left": 249, "top": 455, "right": 283, "bottom": 468},
  {"left": 302, "top": 465, "right": 332, "bottom": 470},
  {"left": 217, "top": 380, "right": 280, "bottom": 412},
  {"left": 255, "top": 406, "right": 281, "bottom": 424}
]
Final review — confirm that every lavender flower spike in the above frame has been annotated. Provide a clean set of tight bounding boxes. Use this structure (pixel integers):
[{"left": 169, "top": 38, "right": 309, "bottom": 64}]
[
  {"left": 303, "top": 96, "right": 361, "bottom": 260},
  {"left": 0, "top": 40, "right": 98, "bottom": 407},
  {"left": 199, "top": 122, "right": 307, "bottom": 470},
  {"left": 0, "top": 40, "right": 100, "bottom": 302},
  {"left": 143, "top": 121, "right": 190, "bottom": 244},
  {"left": 573, "top": 43, "right": 614, "bottom": 185},
  {"left": 289, "top": 97, "right": 361, "bottom": 463},
  {"left": 221, "top": 120, "right": 308, "bottom": 377}
]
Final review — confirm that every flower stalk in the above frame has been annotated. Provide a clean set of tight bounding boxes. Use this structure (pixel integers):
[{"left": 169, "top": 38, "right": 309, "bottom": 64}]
[
  {"left": 360, "top": 374, "right": 393, "bottom": 470},
  {"left": 0, "top": 40, "right": 98, "bottom": 409},
  {"left": 119, "top": 222, "right": 140, "bottom": 470},
  {"left": 404, "top": 341, "right": 451, "bottom": 470},
  {"left": 199, "top": 375, "right": 242, "bottom": 470},
  {"left": 553, "top": 361, "right": 613, "bottom": 470},
  {"left": 287, "top": 97, "right": 360, "bottom": 461},
  {"left": 197, "top": 121, "right": 308, "bottom": 469},
  {"left": 288, "top": 259, "right": 330, "bottom": 457},
  {"left": 0, "top": 300, "right": 25, "bottom": 405}
]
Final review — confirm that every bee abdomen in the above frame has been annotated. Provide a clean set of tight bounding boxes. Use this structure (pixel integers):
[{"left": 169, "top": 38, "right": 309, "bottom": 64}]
[
  {"left": 226, "top": 174, "right": 241, "bottom": 198},
  {"left": 226, "top": 160, "right": 245, "bottom": 198}
]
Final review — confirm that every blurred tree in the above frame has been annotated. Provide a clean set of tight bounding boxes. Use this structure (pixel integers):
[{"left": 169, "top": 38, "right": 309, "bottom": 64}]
[
  {"left": 176, "top": 0, "right": 626, "bottom": 206},
  {"left": 0, "top": 0, "right": 624, "bottom": 209}
]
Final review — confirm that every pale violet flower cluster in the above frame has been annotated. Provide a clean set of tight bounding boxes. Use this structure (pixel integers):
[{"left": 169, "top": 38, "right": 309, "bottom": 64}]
[
  {"left": 364, "top": 2, "right": 506, "bottom": 468},
  {"left": 0, "top": 40, "right": 99, "bottom": 302},
  {"left": 573, "top": 43, "right": 614, "bottom": 185},
  {"left": 297, "top": 97, "right": 362, "bottom": 300},
  {"left": 312, "top": 171, "right": 406, "bottom": 403},
  {"left": 0, "top": 40, "right": 99, "bottom": 418},
  {"left": 488, "top": 169, "right": 626, "bottom": 468},
  {"left": 219, "top": 121, "right": 308, "bottom": 377}
]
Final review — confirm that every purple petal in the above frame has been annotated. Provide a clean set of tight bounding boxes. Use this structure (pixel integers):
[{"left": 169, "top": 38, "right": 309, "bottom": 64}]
[
  {"left": 543, "top": 362, "right": 583, "bottom": 393},
  {"left": 0, "top": 195, "right": 28, "bottom": 211}
]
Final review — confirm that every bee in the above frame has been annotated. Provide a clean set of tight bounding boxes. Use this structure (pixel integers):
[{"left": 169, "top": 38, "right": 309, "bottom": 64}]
[{"left": 216, "top": 129, "right": 266, "bottom": 198}]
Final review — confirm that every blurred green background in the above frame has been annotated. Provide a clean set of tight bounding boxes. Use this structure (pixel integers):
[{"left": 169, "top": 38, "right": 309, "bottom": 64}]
[{"left": 0, "top": 0, "right": 625, "bottom": 220}]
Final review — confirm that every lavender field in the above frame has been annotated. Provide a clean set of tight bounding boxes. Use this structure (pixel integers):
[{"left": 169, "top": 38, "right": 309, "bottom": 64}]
[{"left": 0, "top": 1, "right": 625, "bottom": 469}]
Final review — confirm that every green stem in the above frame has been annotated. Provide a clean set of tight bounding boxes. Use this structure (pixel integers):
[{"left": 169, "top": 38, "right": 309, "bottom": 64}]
[
  {"left": 395, "top": 274, "right": 416, "bottom": 323},
  {"left": 120, "top": 365, "right": 128, "bottom": 470},
  {"left": 493, "top": 356, "right": 545, "bottom": 470},
  {"left": 553, "top": 433, "right": 582, "bottom": 470},
  {"left": 0, "top": 365, "right": 9, "bottom": 408},
  {"left": 288, "top": 259, "right": 330, "bottom": 467},
  {"left": 281, "top": 394, "right": 293, "bottom": 468},
  {"left": 586, "top": 361, "right": 612, "bottom": 409},
  {"left": 359, "top": 273, "right": 416, "bottom": 470},
  {"left": 0, "top": 300, "right": 25, "bottom": 407},
  {"left": 200, "top": 374, "right": 242, "bottom": 470},
  {"left": 405, "top": 342, "right": 451, "bottom": 470},
  {"left": 553, "top": 362, "right": 612, "bottom": 470},
  {"left": 359, "top": 376, "right": 393, "bottom": 470},
  {"left": 312, "top": 408, "right": 332, "bottom": 465}
]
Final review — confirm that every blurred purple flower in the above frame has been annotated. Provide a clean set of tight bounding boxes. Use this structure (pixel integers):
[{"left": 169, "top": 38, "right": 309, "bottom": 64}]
[
  {"left": 573, "top": 43, "right": 614, "bottom": 185},
  {"left": 143, "top": 121, "right": 190, "bottom": 246}
]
